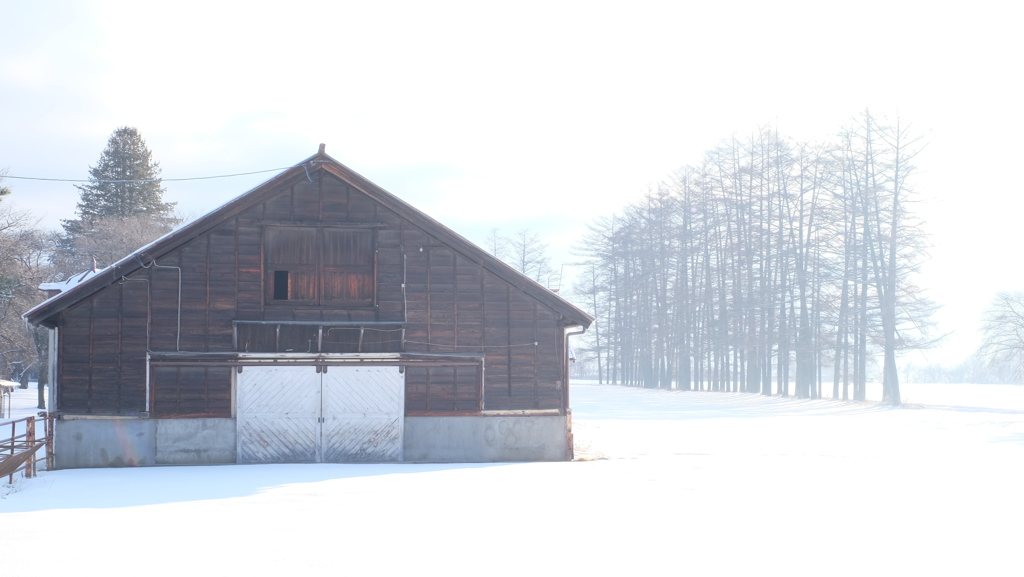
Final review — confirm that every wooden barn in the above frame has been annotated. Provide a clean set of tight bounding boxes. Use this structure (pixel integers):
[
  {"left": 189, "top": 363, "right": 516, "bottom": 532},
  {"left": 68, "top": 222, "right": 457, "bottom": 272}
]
[{"left": 24, "top": 146, "right": 593, "bottom": 468}]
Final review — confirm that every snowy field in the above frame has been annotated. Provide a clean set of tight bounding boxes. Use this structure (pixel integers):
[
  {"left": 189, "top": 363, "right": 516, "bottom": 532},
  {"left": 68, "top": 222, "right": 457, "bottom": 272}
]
[{"left": 3, "top": 382, "right": 1024, "bottom": 576}]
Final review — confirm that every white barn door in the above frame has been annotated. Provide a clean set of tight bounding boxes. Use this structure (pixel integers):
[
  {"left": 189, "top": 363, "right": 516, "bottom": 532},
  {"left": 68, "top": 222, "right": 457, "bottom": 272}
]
[
  {"left": 322, "top": 366, "right": 404, "bottom": 462},
  {"left": 236, "top": 366, "right": 320, "bottom": 463},
  {"left": 236, "top": 365, "right": 404, "bottom": 463}
]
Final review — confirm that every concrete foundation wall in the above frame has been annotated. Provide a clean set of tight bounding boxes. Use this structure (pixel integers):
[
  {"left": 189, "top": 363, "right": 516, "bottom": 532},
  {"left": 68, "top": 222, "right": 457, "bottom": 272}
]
[
  {"left": 54, "top": 414, "right": 568, "bottom": 468},
  {"left": 156, "top": 419, "right": 236, "bottom": 465},
  {"left": 404, "top": 415, "right": 568, "bottom": 462},
  {"left": 54, "top": 419, "right": 157, "bottom": 468},
  {"left": 54, "top": 418, "right": 236, "bottom": 469}
]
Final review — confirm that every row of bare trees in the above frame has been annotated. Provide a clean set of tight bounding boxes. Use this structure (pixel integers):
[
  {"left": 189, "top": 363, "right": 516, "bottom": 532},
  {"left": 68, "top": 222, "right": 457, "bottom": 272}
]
[{"left": 571, "top": 112, "right": 935, "bottom": 405}]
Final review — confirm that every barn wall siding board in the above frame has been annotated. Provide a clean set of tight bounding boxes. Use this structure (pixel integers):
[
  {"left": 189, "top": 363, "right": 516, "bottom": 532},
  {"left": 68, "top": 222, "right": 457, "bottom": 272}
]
[
  {"left": 292, "top": 179, "right": 320, "bottom": 221},
  {"left": 265, "top": 190, "right": 292, "bottom": 217}
]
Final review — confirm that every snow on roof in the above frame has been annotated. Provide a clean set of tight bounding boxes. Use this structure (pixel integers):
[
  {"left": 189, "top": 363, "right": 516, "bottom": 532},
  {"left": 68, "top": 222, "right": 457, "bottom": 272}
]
[
  {"left": 28, "top": 266, "right": 111, "bottom": 323},
  {"left": 37, "top": 267, "right": 106, "bottom": 293}
]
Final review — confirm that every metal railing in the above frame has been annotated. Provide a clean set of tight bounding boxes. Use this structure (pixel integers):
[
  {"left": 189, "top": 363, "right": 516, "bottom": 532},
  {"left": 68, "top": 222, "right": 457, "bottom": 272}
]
[{"left": 1, "top": 412, "right": 54, "bottom": 482}]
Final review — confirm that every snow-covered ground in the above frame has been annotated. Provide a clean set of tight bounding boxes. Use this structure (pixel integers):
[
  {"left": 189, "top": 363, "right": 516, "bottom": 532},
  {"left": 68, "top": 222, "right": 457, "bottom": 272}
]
[{"left": 3, "top": 382, "right": 1023, "bottom": 576}]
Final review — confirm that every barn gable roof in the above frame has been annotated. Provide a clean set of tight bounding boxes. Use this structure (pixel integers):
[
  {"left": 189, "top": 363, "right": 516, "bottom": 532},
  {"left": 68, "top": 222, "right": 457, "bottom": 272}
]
[{"left": 24, "top": 147, "right": 594, "bottom": 330}]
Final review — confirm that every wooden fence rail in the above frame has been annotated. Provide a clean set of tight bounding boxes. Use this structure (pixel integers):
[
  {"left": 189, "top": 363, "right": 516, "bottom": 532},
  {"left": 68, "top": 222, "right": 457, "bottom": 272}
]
[{"left": 1, "top": 413, "right": 54, "bottom": 483}]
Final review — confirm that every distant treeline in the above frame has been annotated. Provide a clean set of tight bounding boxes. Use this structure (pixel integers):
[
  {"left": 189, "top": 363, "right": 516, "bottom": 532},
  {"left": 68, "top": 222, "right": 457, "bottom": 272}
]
[
  {"left": 570, "top": 111, "right": 935, "bottom": 405},
  {"left": 904, "top": 354, "right": 1019, "bottom": 385}
]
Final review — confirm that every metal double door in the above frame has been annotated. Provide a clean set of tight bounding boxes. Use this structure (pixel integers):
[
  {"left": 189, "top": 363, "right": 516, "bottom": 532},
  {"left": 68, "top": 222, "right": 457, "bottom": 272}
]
[{"left": 237, "top": 365, "right": 404, "bottom": 463}]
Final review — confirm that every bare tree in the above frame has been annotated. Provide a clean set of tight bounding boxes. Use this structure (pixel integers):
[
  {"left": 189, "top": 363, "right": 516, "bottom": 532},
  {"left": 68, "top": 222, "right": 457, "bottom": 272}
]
[
  {"left": 847, "top": 111, "right": 934, "bottom": 405},
  {"left": 979, "top": 291, "right": 1024, "bottom": 382},
  {"left": 570, "top": 262, "right": 606, "bottom": 383},
  {"left": 485, "top": 228, "right": 507, "bottom": 260},
  {"left": 49, "top": 212, "right": 177, "bottom": 280},
  {"left": 0, "top": 201, "right": 51, "bottom": 401},
  {"left": 505, "top": 229, "right": 556, "bottom": 286}
]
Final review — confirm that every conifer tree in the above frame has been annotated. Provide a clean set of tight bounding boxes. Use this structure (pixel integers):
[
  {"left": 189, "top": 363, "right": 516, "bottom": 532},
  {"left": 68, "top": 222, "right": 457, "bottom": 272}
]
[
  {"left": 54, "top": 127, "right": 177, "bottom": 278},
  {"left": 62, "top": 126, "right": 175, "bottom": 235}
]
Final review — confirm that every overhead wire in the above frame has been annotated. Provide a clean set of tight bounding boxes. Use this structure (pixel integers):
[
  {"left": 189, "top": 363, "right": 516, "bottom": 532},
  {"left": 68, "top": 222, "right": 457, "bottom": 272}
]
[{"left": 1, "top": 167, "right": 293, "bottom": 184}]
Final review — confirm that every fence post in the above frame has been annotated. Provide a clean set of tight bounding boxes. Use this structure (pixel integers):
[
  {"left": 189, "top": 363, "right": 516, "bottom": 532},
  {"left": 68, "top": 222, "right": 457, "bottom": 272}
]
[
  {"left": 45, "top": 412, "right": 54, "bottom": 471},
  {"left": 6, "top": 419, "right": 13, "bottom": 484},
  {"left": 26, "top": 418, "right": 36, "bottom": 478}
]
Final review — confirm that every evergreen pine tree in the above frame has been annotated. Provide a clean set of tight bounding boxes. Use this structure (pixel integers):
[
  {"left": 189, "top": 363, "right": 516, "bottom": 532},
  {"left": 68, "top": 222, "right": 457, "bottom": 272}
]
[
  {"left": 62, "top": 126, "right": 175, "bottom": 235},
  {"left": 54, "top": 127, "right": 178, "bottom": 278}
]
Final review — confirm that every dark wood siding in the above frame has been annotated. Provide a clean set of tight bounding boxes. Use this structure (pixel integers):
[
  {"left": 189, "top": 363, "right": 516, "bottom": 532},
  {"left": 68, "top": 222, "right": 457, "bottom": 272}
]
[
  {"left": 151, "top": 366, "right": 231, "bottom": 417},
  {"left": 402, "top": 239, "right": 564, "bottom": 412},
  {"left": 58, "top": 282, "right": 148, "bottom": 414},
  {"left": 56, "top": 171, "right": 571, "bottom": 417},
  {"left": 405, "top": 365, "right": 482, "bottom": 413}
]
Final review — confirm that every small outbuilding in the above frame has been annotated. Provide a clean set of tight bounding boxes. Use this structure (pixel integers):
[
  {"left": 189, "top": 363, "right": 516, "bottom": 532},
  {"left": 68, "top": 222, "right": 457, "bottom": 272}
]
[{"left": 24, "top": 146, "right": 592, "bottom": 468}]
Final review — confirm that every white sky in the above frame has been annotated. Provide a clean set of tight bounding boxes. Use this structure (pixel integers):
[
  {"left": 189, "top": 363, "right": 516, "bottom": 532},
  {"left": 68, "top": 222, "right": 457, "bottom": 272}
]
[{"left": 2, "top": 1, "right": 1021, "bottom": 366}]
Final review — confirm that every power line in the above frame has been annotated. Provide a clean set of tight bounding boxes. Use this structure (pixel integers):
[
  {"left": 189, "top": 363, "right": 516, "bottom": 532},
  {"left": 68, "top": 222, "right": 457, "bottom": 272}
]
[{"left": 1, "top": 167, "right": 293, "bottom": 184}]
